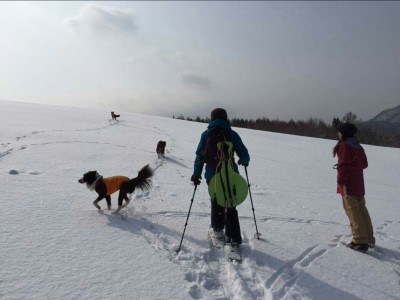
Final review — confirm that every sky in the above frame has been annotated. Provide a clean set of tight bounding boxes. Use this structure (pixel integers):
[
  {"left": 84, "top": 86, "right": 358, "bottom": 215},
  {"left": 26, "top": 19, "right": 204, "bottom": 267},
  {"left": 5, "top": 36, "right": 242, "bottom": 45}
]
[{"left": 1, "top": 1, "right": 400, "bottom": 123}]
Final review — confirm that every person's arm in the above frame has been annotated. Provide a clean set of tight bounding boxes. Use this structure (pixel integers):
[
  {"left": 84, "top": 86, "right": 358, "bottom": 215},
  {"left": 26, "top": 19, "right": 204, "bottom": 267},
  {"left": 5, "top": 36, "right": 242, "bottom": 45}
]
[
  {"left": 363, "top": 150, "right": 368, "bottom": 169},
  {"left": 193, "top": 131, "right": 207, "bottom": 177},
  {"left": 337, "top": 143, "right": 354, "bottom": 188},
  {"left": 231, "top": 131, "right": 250, "bottom": 166}
]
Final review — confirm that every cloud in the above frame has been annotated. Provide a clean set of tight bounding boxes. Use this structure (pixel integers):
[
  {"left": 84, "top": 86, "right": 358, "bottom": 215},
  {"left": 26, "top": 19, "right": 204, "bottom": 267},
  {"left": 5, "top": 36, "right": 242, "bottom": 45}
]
[
  {"left": 63, "top": 4, "right": 138, "bottom": 37},
  {"left": 181, "top": 73, "right": 214, "bottom": 89}
]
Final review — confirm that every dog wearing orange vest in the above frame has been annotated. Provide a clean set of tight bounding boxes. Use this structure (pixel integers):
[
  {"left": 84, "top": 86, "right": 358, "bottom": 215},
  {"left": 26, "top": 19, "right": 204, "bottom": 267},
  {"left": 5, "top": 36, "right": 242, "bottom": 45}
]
[{"left": 78, "top": 164, "right": 153, "bottom": 213}]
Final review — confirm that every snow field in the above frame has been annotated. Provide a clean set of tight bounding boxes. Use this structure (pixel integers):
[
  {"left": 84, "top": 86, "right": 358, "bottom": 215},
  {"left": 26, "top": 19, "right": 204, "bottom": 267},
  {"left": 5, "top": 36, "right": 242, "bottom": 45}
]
[{"left": 1, "top": 100, "right": 400, "bottom": 299}]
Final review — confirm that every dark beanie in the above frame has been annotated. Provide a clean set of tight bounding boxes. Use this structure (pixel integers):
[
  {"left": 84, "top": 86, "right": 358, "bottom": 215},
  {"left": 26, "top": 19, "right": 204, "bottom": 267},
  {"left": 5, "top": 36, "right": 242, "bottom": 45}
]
[
  {"left": 336, "top": 122, "right": 358, "bottom": 137},
  {"left": 211, "top": 108, "right": 228, "bottom": 121}
]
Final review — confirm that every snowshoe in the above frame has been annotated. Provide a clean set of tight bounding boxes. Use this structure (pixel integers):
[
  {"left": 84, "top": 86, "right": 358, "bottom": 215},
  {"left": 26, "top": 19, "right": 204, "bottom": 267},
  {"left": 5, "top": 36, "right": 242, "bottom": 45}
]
[
  {"left": 208, "top": 228, "right": 225, "bottom": 249},
  {"left": 228, "top": 243, "right": 242, "bottom": 262}
]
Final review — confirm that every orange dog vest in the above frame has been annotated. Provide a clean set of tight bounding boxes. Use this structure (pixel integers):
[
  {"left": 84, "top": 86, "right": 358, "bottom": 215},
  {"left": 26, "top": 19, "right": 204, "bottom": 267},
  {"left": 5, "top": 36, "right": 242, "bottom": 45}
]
[{"left": 102, "top": 176, "right": 130, "bottom": 195}]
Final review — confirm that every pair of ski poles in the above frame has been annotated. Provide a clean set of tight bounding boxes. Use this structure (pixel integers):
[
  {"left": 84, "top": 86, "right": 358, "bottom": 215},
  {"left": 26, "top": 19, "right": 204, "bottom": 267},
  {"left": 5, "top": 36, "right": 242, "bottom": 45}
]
[{"left": 176, "top": 166, "right": 260, "bottom": 253}]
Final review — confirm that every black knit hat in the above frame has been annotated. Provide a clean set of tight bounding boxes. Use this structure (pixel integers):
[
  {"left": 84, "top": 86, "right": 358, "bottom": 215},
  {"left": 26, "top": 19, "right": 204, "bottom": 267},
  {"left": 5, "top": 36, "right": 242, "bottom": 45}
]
[
  {"left": 211, "top": 108, "right": 228, "bottom": 121},
  {"left": 336, "top": 122, "right": 358, "bottom": 137}
]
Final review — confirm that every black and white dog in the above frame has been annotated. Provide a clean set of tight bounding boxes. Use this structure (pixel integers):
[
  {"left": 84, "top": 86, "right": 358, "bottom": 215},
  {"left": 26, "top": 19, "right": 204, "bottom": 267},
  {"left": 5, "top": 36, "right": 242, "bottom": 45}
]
[{"left": 78, "top": 164, "right": 153, "bottom": 213}]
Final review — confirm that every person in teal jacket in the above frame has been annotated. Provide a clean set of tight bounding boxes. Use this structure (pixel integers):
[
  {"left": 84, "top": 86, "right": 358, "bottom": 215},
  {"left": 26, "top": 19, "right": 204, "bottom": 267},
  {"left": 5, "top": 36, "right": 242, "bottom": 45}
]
[{"left": 191, "top": 108, "right": 250, "bottom": 248}]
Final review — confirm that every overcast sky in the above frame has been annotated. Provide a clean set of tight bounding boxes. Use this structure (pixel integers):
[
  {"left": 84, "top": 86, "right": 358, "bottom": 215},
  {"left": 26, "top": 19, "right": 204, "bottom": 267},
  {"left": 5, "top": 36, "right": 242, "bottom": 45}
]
[{"left": 1, "top": 1, "right": 399, "bottom": 122}]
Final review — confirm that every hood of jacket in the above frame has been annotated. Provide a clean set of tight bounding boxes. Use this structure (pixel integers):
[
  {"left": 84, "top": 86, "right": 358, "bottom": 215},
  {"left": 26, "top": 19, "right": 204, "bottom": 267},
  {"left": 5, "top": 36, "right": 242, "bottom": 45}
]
[
  {"left": 344, "top": 137, "right": 362, "bottom": 150},
  {"left": 207, "top": 119, "right": 230, "bottom": 130}
]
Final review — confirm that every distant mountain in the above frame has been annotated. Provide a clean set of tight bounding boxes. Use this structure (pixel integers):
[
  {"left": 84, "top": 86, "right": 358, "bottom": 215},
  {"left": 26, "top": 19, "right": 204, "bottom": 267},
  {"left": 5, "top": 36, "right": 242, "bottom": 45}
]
[
  {"left": 365, "top": 104, "right": 400, "bottom": 134},
  {"left": 369, "top": 104, "right": 400, "bottom": 123}
]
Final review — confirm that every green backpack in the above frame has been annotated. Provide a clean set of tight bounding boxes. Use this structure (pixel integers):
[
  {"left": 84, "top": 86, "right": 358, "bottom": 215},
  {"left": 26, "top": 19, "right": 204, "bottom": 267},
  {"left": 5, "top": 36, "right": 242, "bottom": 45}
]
[{"left": 208, "top": 141, "right": 248, "bottom": 207}]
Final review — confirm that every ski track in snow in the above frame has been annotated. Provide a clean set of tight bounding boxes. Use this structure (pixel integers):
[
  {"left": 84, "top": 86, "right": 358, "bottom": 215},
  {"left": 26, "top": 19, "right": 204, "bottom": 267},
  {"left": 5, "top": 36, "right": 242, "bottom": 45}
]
[
  {"left": 264, "top": 245, "right": 327, "bottom": 299},
  {"left": 1, "top": 119, "right": 122, "bottom": 160},
  {"left": 3, "top": 116, "right": 400, "bottom": 300}
]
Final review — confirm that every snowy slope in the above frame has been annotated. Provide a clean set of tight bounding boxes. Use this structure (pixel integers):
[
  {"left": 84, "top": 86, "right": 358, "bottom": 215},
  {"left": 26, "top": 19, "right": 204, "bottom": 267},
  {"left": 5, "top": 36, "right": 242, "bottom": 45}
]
[{"left": 1, "top": 100, "right": 400, "bottom": 300}]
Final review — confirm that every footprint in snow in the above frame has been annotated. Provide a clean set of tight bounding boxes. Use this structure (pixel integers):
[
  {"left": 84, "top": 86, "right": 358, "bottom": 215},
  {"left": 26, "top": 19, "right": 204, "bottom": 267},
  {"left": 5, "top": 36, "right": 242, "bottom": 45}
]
[
  {"left": 188, "top": 284, "right": 202, "bottom": 299},
  {"left": 8, "top": 169, "right": 40, "bottom": 175},
  {"left": 328, "top": 235, "right": 343, "bottom": 248}
]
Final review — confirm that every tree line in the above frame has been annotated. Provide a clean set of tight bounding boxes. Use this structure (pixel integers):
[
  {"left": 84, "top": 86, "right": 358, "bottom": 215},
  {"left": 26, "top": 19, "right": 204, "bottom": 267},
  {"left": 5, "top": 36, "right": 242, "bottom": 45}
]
[{"left": 173, "top": 112, "right": 400, "bottom": 148}]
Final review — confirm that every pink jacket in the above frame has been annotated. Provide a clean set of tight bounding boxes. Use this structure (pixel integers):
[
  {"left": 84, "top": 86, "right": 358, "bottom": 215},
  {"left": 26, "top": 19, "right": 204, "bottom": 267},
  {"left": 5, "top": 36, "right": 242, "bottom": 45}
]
[{"left": 336, "top": 137, "right": 368, "bottom": 196}]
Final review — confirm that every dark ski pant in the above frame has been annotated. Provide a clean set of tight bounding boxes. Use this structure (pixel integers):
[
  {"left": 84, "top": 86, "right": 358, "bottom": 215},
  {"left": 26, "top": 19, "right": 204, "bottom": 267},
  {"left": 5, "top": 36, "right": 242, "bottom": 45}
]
[{"left": 211, "top": 199, "right": 242, "bottom": 244}]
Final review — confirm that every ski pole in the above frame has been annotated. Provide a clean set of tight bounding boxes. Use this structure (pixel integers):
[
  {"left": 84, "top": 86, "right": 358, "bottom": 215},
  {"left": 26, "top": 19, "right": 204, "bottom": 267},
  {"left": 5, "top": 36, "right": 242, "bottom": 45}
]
[
  {"left": 244, "top": 166, "right": 260, "bottom": 240},
  {"left": 176, "top": 185, "right": 197, "bottom": 253}
]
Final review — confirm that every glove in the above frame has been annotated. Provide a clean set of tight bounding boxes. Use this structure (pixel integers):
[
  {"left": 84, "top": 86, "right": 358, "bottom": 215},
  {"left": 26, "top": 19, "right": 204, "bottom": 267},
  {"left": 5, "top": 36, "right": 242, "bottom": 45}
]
[
  {"left": 191, "top": 174, "right": 202, "bottom": 186},
  {"left": 238, "top": 159, "right": 248, "bottom": 167}
]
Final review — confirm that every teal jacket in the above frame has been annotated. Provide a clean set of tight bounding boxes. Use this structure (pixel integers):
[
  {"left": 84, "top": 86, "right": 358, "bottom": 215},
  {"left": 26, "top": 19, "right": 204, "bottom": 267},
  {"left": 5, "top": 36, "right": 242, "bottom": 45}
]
[{"left": 193, "top": 119, "right": 250, "bottom": 181}]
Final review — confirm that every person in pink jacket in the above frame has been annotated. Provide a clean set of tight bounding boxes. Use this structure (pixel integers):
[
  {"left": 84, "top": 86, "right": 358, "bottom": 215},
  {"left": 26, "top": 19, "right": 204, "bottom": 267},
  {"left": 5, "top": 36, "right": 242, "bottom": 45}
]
[{"left": 333, "top": 122, "right": 375, "bottom": 252}]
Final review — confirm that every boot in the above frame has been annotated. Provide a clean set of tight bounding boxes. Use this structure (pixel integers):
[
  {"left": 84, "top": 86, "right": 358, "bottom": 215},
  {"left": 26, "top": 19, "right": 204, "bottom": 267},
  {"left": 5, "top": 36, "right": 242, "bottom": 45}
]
[{"left": 346, "top": 241, "right": 368, "bottom": 252}]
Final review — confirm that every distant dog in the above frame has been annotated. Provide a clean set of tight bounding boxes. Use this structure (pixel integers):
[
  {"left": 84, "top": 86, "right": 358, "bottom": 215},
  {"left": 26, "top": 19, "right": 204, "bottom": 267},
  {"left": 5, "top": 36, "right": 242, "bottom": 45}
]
[
  {"left": 78, "top": 164, "right": 153, "bottom": 213},
  {"left": 156, "top": 141, "right": 166, "bottom": 158},
  {"left": 111, "top": 111, "right": 120, "bottom": 120}
]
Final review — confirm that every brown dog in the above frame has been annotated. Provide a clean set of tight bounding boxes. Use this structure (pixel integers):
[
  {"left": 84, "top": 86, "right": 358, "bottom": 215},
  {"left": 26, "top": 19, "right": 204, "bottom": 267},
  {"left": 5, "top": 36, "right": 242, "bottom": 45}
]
[
  {"left": 78, "top": 164, "right": 153, "bottom": 213},
  {"left": 111, "top": 111, "right": 120, "bottom": 120},
  {"left": 156, "top": 141, "right": 166, "bottom": 159}
]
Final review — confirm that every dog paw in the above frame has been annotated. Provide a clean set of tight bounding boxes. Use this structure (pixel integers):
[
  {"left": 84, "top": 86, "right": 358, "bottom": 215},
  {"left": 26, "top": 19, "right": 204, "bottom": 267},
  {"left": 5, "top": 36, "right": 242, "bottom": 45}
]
[{"left": 112, "top": 206, "right": 122, "bottom": 214}]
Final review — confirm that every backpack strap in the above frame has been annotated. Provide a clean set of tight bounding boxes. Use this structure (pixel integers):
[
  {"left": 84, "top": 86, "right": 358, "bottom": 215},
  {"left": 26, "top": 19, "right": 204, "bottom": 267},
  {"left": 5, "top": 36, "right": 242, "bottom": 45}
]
[
  {"left": 215, "top": 141, "right": 233, "bottom": 171},
  {"left": 216, "top": 141, "right": 235, "bottom": 208}
]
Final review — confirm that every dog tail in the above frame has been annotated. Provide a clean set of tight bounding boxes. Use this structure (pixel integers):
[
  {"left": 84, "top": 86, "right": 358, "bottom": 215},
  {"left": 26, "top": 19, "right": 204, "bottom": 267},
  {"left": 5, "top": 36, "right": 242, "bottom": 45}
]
[{"left": 128, "top": 164, "right": 154, "bottom": 193}]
